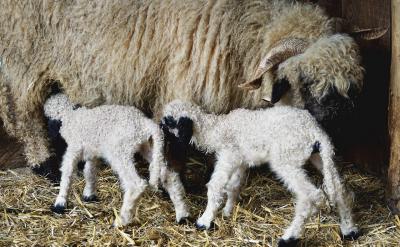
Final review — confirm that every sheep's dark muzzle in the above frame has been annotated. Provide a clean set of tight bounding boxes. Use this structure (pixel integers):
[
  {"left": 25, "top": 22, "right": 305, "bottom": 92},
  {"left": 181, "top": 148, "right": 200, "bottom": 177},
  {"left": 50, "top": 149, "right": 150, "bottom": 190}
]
[{"left": 300, "top": 79, "right": 359, "bottom": 135}]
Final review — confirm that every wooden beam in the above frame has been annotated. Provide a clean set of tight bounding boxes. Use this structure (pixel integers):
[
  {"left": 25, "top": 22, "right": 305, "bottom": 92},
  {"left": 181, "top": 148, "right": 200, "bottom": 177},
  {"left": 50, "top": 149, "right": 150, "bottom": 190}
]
[{"left": 387, "top": 0, "right": 400, "bottom": 213}]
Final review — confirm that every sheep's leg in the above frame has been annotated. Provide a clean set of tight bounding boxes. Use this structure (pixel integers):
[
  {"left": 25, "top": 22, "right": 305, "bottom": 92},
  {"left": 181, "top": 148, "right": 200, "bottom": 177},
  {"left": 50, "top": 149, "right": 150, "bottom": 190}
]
[
  {"left": 196, "top": 152, "right": 238, "bottom": 229},
  {"left": 311, "top": 154, "right": 359, "bottom": 239},
  {"left": 222, "top": 166, "right": 246, "bottom": 217},
  {"left": 52, "top": 148, "right": 81, "bottom": 214},
  {"left": 161, "top": 167, "right": 190, "bottom": 223},
  {"left": 270, "top": 164, "right": 324, "bottom": 246},
  {"left": 82, "top": 159, "right": 99, "bottom": 202},
  {"left": 115, "top": 159, "right": 148, "bottom": 227}
]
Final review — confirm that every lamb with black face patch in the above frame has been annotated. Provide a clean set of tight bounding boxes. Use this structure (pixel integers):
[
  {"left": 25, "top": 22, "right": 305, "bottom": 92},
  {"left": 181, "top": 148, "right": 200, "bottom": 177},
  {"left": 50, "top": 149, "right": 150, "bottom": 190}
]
[
  {"left": 162, "top": 100, "right": 360, "bottom": 244},
  {"left": 44, "top": 94, "right": 189, "bottom": 226}
]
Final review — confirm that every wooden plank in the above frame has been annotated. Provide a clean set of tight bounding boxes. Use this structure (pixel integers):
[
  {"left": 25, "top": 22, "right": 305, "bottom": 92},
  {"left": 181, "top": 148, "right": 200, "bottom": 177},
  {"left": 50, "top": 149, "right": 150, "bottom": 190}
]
[
  {"left": 339, "top": 0, "right": 391, "bottom": 176},
  {"left": 300, "top": 0, "right": 342, "bottom": 17},
  {"left": 387, "top": 0, "right": 400, "bottom": 214}
]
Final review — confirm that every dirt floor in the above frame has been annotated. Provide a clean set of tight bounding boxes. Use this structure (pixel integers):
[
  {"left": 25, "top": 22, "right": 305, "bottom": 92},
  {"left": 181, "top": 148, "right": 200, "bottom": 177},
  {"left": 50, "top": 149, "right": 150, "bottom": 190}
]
[{"left": 1, "top": 157, "right": 399, "bottom": 247}]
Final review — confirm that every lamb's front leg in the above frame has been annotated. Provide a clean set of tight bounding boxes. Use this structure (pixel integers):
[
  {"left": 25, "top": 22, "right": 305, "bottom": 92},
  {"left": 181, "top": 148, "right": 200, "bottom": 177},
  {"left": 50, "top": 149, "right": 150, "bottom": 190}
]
[
  {"left": 161, "top": 167, "right": 190, "bottom": 223},
  {"left": 223, "top": 165, "right": 246, "bottom": 217},
  {"left": 82, "top": 159, "right": 99, "bottom": 202},
  {"left": 51, "top": 147, "right": 81, "bottom": 214},
  {"left": 196, "top": 152, "right": 238, "bottom": 230}
]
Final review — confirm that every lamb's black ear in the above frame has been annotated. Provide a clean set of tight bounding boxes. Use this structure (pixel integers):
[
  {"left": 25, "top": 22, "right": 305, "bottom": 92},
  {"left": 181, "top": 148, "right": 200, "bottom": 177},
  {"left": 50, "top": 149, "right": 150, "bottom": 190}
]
[
  {"left": 177, "top": 117, "right": 193, "bottom": 144},
  {"left": 161, "top": 116, "right": 177, "bottom": 129},
  {"left": 270, "top": 78, "right": 291, "bottom": 104}
]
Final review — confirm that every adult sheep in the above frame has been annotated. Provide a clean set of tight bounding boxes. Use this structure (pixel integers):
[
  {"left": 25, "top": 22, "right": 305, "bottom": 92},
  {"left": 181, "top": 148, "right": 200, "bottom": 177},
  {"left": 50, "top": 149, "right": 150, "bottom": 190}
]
[{"left": 0, "top": 0, "right": 364, "bottom": 169}]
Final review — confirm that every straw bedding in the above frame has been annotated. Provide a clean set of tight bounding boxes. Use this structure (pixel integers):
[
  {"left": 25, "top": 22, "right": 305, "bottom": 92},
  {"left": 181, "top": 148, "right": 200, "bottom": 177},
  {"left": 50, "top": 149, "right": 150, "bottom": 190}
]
[{"left": 1, "top": 159, "right": 399, "bottom": 246}]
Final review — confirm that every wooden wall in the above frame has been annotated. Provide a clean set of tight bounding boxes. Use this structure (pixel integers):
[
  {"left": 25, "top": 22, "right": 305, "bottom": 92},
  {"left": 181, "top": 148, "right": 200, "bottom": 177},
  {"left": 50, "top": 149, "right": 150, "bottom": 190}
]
[
  {"left": 388, "top": 0, "right": 400, "bottom": 213},
  {"left": 303, "top": 0, "right": 391, "bottom": 177}
]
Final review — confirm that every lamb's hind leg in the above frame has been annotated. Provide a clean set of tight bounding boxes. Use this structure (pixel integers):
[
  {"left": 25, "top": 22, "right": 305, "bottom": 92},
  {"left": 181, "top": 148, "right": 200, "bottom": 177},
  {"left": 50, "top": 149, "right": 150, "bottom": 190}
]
[
  {"left": 271, "top": 163, "right": 325, "bottom": 247},
  {"left": 311, "top": 154, "right": 359, "bottom": 239},
  {"left": 223, "top": 165, "right": 246, "bottom": 217},
  {"left": 114, "top": 158, "right": 147, "bottom": 227},
  {"left": 82, "top": 159, "right": 99, "bottom": 202}
]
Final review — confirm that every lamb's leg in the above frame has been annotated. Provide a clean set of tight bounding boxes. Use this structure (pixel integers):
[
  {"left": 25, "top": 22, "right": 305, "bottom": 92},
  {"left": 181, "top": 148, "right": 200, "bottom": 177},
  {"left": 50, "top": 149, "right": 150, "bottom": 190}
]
[
  {"left": 51, "top": 147, "right": 81, "bottom": 214},
  {"left": 270, "top": 164, "right": 325, "bottom": 246},
  {"left": 311, "top": 154, "right": 359, "bottom": 239},
  {"left": 114, "top": 159, "right": 147, "bottom": 227},
  {"left": 223, "top": 166, "right": 246, "bottom": 217},
  {"left": 161, "top": 167, "right": 190, "bottom": 223},
  {"left": 82, "top": 159, "right": 99, "bottom": 202},
  {"left": 140, "top": 143, "right": 189, "bottom": 223},
  {"left": 196, "top": 152, "right": 238, "bottom": 229}
]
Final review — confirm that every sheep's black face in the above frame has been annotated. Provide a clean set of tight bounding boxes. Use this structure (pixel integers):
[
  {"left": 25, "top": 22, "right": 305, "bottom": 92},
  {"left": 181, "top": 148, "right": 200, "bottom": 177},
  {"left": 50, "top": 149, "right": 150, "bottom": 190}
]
[{"left": 300, "top": 78, "right": 358, "bottom": 133}]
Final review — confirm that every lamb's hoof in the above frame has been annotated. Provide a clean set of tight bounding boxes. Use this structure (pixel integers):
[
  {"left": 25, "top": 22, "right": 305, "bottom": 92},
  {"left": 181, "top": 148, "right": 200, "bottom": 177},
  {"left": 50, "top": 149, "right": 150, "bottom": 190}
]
[
  {"left": 83, "top": 195, "right": 99, "bottom": 203},
  {"left": 177, "top": 217, "right": 192, "bottom": 225},
  {"left": 277, "top": 237, "right": 300, "bottom": 247},
  {"left": 50, "top": 204, "right": 66, "bottom": 214},
  {"left": 195, "top": 222, "right": 216, "bottom": 231},
  {"left": 343, "top": 230, "right": 361, "bottom": 241}
]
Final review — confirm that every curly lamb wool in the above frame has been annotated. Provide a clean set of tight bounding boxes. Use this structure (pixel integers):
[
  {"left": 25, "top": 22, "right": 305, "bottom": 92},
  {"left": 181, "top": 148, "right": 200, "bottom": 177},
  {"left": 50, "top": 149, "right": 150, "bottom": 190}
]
[
  {"left": 0, "top": 0, "right": 363, "bottom": 167},
  {"left": 162, "top": 100, "right": 359, "bottom": 245},
  {"left": 44, "top": 94, "right": 189, "bottom": 225}
]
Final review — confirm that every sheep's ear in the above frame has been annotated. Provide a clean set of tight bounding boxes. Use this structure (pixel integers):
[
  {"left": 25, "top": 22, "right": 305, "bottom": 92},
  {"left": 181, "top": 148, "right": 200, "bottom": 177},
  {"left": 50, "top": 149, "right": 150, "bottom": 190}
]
[
  {"left": 177, "top": 117, "right": 193, "bottom": 144},
  {"left": 239, "top": 38, "right": 308, "bottom": 90},
  {"left": 238, "top": 69, "right": 266, "bottom": 90},
  {"left": 263, "top": 78, "right": 291, "bottom": 104}
]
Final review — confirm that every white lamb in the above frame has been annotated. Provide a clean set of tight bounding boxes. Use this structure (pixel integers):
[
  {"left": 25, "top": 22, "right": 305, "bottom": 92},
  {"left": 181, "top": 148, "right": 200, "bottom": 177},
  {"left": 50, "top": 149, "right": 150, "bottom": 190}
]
[
  {"left": 162, "top": 100, "right": 359, "bottom": 246},
  {"left": 44, "top": 94, "right": 189, "bottom": 226}
]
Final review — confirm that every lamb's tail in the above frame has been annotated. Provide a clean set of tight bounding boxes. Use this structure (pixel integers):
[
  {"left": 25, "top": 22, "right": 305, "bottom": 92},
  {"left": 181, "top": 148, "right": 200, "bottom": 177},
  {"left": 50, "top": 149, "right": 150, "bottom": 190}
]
[
  {"left": 148, "top": 126, "right": 167, "bottom": 189},
  {"left": 0, "top": 80, "right": 17, "bottom": 137}
]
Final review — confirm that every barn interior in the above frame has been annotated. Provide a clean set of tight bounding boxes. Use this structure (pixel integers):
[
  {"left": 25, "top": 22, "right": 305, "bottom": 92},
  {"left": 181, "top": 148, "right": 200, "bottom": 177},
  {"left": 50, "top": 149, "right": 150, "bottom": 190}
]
[{"left": 1, "top": 0, "right": 399, "bottom": 246}]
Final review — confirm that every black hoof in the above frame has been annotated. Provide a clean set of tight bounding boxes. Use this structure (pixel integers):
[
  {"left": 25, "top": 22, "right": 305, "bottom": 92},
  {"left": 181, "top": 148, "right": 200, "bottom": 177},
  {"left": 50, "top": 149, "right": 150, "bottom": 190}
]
[
  {"left": 83, "top": 195, "right": 99, "bottom": 202},
  {"left": 177, "top": 217, "right": 193, "bottom": 225},
  {"left": 278, "top": 237, "right": 300, "bottom": 247},
  {"left": 343, "top": 230, "right": 361, "bottom": 241},
  {"left": 195, "top": 222, "right": 207, "bottom": 230},
  {"left": 195, "top": 221, "right": 216, "bottom": 231},
  {"left": 50, "top": 204, "right": 66, "bottom": 214}
]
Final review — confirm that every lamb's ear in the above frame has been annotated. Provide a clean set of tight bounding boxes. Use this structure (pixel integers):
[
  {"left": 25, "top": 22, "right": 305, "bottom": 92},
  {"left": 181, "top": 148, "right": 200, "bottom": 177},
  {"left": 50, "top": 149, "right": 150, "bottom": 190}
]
[
  {"left": 177, "top": 117, "right": 193, "bottom": 144},
  {"left": 161, "top": 116, "right": 177, "bottom": 129},
  {"left": 263, "top": 78, "right": 291, "bottom": 104}
]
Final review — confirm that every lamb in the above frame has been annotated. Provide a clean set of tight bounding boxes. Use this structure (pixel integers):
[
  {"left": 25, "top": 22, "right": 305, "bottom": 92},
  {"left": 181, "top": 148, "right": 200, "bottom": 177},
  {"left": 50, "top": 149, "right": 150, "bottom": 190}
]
[
  {"left": 162, "top": 100, "right": 359, "bottom": 246},
  {"left": 44, "top": 94, "right": 189, "bottom": 226},
  {"left": 0, "top": 0, "right": 368, "bottom": 171}
]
